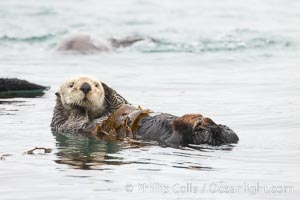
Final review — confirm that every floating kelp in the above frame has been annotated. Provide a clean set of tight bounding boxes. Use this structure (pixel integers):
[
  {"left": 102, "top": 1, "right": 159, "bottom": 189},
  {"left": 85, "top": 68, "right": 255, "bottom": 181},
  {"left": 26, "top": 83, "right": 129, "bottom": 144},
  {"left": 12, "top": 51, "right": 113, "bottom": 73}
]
[
  {"left": 92, "top": 105, "right": 152, "bottom": 143},
  {"left": 0, "top": 153, "right": 11, "bottom": 160},
  {"left": 25, "top": 147, "right": 52, "bottom": 154}
]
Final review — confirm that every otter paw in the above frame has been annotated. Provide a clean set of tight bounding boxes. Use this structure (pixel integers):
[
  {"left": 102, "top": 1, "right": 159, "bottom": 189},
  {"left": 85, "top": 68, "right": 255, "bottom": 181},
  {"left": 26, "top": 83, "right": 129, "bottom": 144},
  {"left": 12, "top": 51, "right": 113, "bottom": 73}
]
[
  {"left": 192, "top": 117, "right": 220, "bottom": 132},
  {"left": 173, "top": 114, "right": 203, "bottom": 134}
]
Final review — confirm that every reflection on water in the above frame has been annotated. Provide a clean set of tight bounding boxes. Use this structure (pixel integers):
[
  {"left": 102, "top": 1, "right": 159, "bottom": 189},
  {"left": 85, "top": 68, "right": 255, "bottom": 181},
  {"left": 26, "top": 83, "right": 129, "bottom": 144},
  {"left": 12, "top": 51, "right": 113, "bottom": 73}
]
[
  {"left": 0, "top": 100, "right": 26, "bottom": 104},
  {"left": 52, "top": 131, "right": 235, "bottom": 171},
  {"left": 53, "top": 132, "right": 124, "bottom": 169},
  {"left": 0, "top": 100, "right": 26, "bottom": 115},
  {"left": 180, "top": 144, "right": 236, "bottom": 152},
  {"left": 0, "top": 90, "right": 47, "bottom": 98}
]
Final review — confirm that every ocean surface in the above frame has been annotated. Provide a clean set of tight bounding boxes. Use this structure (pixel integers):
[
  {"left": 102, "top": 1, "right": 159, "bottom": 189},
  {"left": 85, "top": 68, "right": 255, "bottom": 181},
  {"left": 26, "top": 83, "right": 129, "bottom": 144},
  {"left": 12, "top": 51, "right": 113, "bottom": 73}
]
[{"left": 0, "top": 0, "right": 299, "bottom": 199}]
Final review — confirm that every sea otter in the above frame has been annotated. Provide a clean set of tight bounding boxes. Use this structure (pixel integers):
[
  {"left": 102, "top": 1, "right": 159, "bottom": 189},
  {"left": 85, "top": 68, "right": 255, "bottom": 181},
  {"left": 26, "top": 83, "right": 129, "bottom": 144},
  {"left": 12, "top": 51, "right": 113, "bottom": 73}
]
[
  {"left": 51, "top": 76, "right": 239, "bottom": 147},
  {"left": 0, "top": 78, "right": 48, "bottom": 98},
  {"left": 57, "top": 33, "right": 154, "bottom": 54}
]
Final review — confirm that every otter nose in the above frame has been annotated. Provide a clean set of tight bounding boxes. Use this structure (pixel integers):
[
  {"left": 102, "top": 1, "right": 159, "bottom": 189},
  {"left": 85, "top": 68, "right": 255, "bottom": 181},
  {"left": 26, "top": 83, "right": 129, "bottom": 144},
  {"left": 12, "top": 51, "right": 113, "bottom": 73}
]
[{"left": 80, "top": 82, "right": 91, "bottom": 94}]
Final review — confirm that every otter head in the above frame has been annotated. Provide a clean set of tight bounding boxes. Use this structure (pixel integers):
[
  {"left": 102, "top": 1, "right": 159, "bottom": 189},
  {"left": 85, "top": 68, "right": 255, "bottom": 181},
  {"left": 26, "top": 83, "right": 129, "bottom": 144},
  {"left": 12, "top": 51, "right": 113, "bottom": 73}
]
[{"left": 56, "top": 76, "right": 105, "bottom": 119}]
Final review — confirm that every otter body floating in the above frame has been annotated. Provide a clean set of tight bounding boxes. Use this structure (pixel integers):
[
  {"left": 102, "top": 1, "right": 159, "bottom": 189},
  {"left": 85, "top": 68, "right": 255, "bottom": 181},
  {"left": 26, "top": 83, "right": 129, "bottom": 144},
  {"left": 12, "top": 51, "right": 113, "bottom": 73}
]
[
  {"left": 51, "top": 76, "right": 239, "bottom": 148},
  {"left": 57, "top": 33, "right": 156, "bottom": 54},
  {"left": 0, "top": 78, "right": 49, "bottom": 98}
]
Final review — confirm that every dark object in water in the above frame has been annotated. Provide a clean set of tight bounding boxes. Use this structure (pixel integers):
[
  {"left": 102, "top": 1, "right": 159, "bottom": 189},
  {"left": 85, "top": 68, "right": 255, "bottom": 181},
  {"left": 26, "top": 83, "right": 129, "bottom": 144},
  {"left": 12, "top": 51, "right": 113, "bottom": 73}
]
[{"left": 0, "top": 78, "right": 49, "bottom": 98}]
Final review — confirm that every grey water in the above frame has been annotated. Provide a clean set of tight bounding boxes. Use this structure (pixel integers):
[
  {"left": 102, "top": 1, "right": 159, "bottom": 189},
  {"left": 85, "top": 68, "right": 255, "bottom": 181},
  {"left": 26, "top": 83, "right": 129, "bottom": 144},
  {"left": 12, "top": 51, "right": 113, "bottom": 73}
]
[{"left": 0, "top": 0, "right": 300, "bottom": 199}]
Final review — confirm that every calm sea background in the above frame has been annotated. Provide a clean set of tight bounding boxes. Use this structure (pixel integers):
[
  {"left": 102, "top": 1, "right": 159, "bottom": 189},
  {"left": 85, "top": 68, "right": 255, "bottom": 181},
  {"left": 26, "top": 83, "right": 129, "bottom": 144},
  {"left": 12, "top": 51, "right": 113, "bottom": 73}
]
[{"left": 0, "top": 0, "right": 299, "bottom": 199}]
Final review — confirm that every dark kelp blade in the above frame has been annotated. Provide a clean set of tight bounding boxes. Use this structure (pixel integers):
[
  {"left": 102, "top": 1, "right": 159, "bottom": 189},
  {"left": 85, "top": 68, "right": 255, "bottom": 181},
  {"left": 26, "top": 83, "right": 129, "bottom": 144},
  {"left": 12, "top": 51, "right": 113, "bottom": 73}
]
[{"left": 92, "top": 105, "right": 151, "bottom": 141}]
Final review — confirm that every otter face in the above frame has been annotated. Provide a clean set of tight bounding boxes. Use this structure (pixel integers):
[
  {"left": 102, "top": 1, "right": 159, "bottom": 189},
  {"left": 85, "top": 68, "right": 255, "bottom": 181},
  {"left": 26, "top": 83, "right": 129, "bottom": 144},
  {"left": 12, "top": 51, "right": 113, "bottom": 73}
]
[{"left": 56, "top": 76, "right": 105, "bottom": 116}]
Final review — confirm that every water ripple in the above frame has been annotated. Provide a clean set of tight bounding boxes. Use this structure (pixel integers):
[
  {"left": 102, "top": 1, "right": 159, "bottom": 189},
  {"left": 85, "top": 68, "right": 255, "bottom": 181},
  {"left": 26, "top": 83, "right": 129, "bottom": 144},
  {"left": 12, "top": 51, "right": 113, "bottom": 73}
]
[
  {"left": 0, "top": 34, "right": 56, "bottom": 43},
  {"left": 130, "top": 31, "right": 292, "bottom": 53}
]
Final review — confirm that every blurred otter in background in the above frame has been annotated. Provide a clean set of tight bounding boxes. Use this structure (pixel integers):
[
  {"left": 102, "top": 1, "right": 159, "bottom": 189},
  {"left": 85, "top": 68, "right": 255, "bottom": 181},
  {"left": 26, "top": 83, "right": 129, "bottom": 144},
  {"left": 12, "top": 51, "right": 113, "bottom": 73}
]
[{"left": 57, "top": 33, "right": 156, "bottom": 54}]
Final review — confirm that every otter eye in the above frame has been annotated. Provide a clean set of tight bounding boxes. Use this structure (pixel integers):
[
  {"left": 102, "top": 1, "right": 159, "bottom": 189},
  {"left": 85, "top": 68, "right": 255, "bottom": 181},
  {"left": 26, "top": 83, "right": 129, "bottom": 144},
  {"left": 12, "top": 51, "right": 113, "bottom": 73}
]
[
  {"left": 95, "top": 83, "right": 99, "bottom": 87},
  {"left": 69, "top": 82, "right": 74, "bottom": 88}
]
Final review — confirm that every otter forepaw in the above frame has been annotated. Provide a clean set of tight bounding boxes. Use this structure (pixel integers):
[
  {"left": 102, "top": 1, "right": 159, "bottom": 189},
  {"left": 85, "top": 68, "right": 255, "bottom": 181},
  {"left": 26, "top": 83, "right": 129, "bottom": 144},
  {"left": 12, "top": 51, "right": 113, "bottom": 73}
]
[
  {"left": 192, "top": 117, "right": 220, "bottom": 132},
  {"left": 173, "top": 114, "right": 203, "bottom": 133}
]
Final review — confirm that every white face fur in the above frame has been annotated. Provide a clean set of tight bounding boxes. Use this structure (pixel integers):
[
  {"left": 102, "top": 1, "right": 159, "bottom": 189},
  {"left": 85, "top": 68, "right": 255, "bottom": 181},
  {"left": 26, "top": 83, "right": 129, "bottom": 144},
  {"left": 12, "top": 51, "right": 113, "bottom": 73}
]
[{"left": 57, "top": 76, "right": 105, "bottom": 116}]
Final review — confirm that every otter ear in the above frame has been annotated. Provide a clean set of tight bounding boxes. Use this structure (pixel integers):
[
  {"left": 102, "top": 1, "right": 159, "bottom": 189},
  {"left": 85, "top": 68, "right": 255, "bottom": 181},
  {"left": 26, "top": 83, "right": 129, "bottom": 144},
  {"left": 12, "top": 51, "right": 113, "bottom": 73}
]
[{"left": 55, "top": 92, "right": 60, "bottom": 98}]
